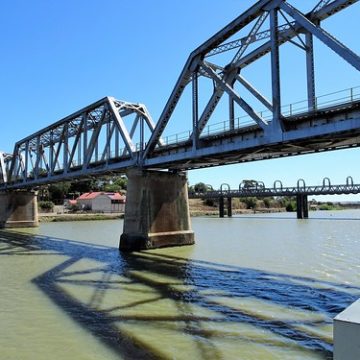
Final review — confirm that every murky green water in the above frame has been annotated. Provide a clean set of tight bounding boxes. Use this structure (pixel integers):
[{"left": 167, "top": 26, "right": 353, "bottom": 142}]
[{"left": 1, "top": 211, "right": 360, "bottom": 359}]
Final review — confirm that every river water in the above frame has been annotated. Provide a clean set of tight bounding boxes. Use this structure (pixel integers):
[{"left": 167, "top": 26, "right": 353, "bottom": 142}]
[{"left": 1, "top": 210, "right": 360, "bottom": 359}]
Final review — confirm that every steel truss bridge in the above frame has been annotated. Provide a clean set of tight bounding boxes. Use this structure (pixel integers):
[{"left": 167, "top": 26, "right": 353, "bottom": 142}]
[
  {"left": 1, "top": 0, "right": 360, "bottom": 190},
  {"left": 189, "top": 177, "right": 360, "bottom": 199}
]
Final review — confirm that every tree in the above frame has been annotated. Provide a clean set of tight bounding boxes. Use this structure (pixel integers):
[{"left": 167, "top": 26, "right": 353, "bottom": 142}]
[
  {"left": 99, "top": 176, "right": 127, "bottom": 192},
  {"left": 69, "top": 179, "right": 98, "bottom": 194},
  {"left": 48, "top": 182, "right": 71, "bottom": 204},
  {"left": 194, "top": 182, "right": 209, "bottom": 193}
]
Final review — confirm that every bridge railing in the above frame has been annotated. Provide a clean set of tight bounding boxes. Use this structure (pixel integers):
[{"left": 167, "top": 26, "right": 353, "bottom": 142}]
[
  {"left": 158, "top": 85, "right": 360, "bottom": 147},
  {"left": 188, "top": 177, "right": 360, "bottom": 198}
]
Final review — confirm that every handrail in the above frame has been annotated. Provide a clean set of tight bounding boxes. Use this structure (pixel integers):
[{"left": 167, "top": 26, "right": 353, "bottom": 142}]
[
  {"left": 220, "top": 183, "right": 230, "bottom": 192},
  {"left": 274, "top": 180, "right": 283, "bottom": 190},
  {"left": 322, "top": 177, "right": 331, "bottom": 187},
  {"left": 158, "top": 85, "right": 360, "bottom": 146},
  {"left": 346, "top": 176, "right": 354, "bottom": 186},
  {"left": 297, "top": 179, "right": 306, "bottom": 190}
]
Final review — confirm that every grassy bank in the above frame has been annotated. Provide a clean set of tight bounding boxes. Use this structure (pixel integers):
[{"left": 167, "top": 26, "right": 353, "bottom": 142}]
[{"left": 39, "top": 213, "right": 124, "bottom": 222}]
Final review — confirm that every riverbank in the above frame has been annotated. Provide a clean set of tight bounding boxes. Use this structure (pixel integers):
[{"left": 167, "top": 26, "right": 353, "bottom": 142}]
[
  {"left": 39, "top": 199, "right": 286, "bottom": 222},
  {"left": 188, "top": 198, "right": 285, "bottom": 217},
  {"left": 39, "top": 213, "right": 124, "bottom": 222}
]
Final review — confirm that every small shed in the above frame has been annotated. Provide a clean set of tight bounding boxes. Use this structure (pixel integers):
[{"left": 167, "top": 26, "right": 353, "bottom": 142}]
[{"left": 76, "top": 192, "right": 126, "bottom": 213}]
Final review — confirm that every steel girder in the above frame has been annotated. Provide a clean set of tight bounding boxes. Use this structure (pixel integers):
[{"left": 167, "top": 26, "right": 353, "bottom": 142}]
[
  {"left": 1, "top": 98, "right": 155, "bottom": 188},
  {"left": 142, "top": 0, "right": 359, "bottom": 161}
]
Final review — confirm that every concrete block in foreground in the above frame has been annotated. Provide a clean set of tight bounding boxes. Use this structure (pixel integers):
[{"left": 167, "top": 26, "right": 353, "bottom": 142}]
[{"left": 334, "top": 298, "right": 360, "bottom": 359}]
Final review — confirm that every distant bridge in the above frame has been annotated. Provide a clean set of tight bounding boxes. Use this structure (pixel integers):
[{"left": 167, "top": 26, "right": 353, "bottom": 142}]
[{"left": 189, "top": 177, "right": 360, "bottom": 218}]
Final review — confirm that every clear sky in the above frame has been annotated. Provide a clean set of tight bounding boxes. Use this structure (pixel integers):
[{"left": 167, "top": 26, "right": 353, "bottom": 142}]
[{"left": 1, "top": 0, "right": 360, "bottom": 200}]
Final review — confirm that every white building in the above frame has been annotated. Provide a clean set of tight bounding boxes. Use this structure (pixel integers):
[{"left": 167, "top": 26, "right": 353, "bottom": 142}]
[{"left": 76, "top": 192, "right": 126, "bottom": 213}]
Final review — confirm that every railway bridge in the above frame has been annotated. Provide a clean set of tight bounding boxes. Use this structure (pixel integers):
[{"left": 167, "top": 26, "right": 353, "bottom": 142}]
[{"left": 1, "top": 0, "right": 360, "bottom": 251}]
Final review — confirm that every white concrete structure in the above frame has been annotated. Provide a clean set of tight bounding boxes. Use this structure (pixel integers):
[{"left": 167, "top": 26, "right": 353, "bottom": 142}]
[{"left": 334, "top": 298, "right": 360, "bottom": 359}]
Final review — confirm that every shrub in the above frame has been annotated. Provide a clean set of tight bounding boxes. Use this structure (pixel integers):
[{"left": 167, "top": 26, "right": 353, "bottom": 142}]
[
  {"left": 285, "top": 202, "right": 296, "bottom": 212},
  {"left": 38, "top": 201, "right": 55, "bottom": 212},
  {"left": 203, "top": 199, "right": 217, "bottom": 207},
  {"left": 242, "top": 197, "right": 257, "bottom": 209}
]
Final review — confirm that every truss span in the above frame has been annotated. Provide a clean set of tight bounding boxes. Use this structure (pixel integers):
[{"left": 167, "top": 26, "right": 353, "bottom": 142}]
[{"left": 0, "top": 97, "right": 158, "bottom": 188}]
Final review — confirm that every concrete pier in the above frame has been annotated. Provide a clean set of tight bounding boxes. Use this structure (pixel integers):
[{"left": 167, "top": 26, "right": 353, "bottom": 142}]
[
  {"left": 296, "top": 194, "right": 308, "bottom": 219},
  {"left": 334, "top": 298, "right": 360, "bottom": 359},
  {"left": 119, "top": 169, "right": 194, "bottom": 251},
  {"left": 0, "top": 191, "right": 39, "bottom": 228},
  {"left": 219, "top": 197, "right": 232, "bottom": 218}
]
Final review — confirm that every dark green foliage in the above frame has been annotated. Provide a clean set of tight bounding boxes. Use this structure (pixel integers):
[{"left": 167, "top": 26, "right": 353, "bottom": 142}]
[
  {"left": 48, "top": 182, "right": 71, "bottom": 204},
  {"left": 204, "top": 199, "right": 217, "bottom": 207},
  {"left": 38, "top": 201, "right": 55, "bottom": 212},
  {"left": 242, "top": 197, "right": 257, "bottom": 209},
  {"left": 194, "top": 182, "right": 208, "bottom": 193},
  {"left": 263, "top": 197, "right": 271, "bottom": 208}
]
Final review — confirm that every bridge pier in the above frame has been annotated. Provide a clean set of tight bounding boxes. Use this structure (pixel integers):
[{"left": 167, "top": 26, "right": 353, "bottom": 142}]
[
  {"left": 219, "top": 197, "right": 224, "bottom": 218},
  {"left": 296, "top": 194, "right": 308, "bottom": 219},
  {"left": 119, "top": 169, "right": 194, "bottom": 251},
  {"left": 219, "top": 197, "right": 232, "bottom": 218},
  {"left": 227, "top": 197, "right": 232, "bottom": 217},
  {"left": 0, "top": 190, "right": 39, "bottom": 228}
]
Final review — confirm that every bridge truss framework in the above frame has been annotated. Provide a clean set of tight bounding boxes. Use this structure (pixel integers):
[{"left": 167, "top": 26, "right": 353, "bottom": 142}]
[{"left": 1, "top": 0, "right": 360, "bottom": 190}]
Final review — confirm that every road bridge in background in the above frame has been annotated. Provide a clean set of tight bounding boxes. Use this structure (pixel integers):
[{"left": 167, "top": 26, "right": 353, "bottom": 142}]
[
  {"left": 189, "top": 177, "right": 360, "bottom": 218},
  {"left": 1, "top": 0, "right": 360, "bottom": 251}
]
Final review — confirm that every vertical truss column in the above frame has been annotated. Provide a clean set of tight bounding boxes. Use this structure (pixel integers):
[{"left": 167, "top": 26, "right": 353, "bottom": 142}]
[
  {"left": 63, "top": 123, "right": 69, "bottom": 174},
  {"left": 24, "top": 141, "right": 29, "bottom": 181},
  {"left": 83, "top": 114, "right": 88, "bottom": 168},
  {"left": 49, "top": 131, "right": 54, "bottom": 176},
  {"left": 106, "top": 120, "right": 111, "bottom": 162},
  {"left": 192, "top": 71, "right": 199, "bottom": 149},
  {"left": 270, "top": 7, "right": 283, "bottom": 133},
  {"left": 229, "top": 78, "right": 236, "bottom": 131},
  {"left": 35, "top": 135, "right": 41, "bottom": 179},
  {"left": 139, "top": 116, "right": 144, "bottom": 160},
  {"left": 306, "top": 32, "right": 316, "bottom": 111}
]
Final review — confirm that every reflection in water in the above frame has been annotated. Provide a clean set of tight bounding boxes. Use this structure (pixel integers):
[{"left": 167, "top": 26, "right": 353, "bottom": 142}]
[{"left": 1, "top": 223, "right": 359, "bottom": 359}]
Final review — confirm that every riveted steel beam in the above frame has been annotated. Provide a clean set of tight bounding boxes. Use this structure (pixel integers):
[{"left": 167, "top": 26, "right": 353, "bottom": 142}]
[
  {"left": 280, "top": 1, "right": 360, "bottom": 71},
  {"left": 201, "top": 62, "right": 268, "bottom": 130}
]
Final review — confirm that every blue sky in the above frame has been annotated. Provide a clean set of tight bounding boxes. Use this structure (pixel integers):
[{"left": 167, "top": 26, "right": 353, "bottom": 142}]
[{"left": 1, "top": 0, "right": 360, "bottom": 200}]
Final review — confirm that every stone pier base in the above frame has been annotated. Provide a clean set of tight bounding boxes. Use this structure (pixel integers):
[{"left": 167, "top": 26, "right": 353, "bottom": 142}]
[
  {"left": 120, "top": 169, "right": 195, "bottom": 251},
  {"left": 0, "top": 190, "right": 39, "bottom": 228}
]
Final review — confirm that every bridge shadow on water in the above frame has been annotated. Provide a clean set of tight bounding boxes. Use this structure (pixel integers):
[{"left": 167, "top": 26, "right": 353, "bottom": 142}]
[{"left": 0, "top": 230, "right": 359, "bottom": 359}]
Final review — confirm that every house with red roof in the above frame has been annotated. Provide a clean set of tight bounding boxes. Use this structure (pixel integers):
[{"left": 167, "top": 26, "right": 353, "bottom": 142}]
[{"left": 76, "top": 192, "right": 126, "bottom": 213}]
